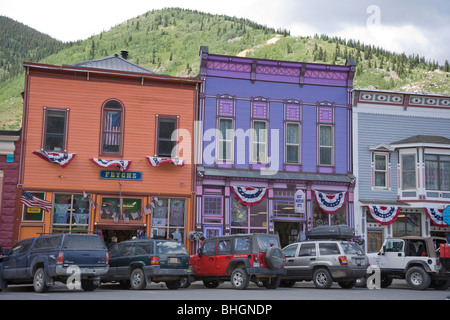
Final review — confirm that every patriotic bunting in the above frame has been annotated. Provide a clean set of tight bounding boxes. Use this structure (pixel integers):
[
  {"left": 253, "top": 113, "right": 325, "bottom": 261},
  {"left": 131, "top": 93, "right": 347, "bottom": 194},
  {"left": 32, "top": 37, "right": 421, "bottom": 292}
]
[
  {"left": 231, "top": 186, "right": 268, "bottom": 207},
  {"left": 90, "top": 158, "right": 131, "bottom": 172},
  {"left": 33, "top": 150, "right": 76, "bottom": 168},
  {"left": 20, "top": 190, "right": 53, "bottom": 212},
  {"left": 366, "top": 205, "right": 401, "bottom": 225},
  {"left": 313, "top": 190, "right": 347, "bottom": 214},
  {"left": 146, "top": 156, "right": 184, "bottom": 167},
  {"left": 425, "top": 208, "right": 449, "bottom": 227}
]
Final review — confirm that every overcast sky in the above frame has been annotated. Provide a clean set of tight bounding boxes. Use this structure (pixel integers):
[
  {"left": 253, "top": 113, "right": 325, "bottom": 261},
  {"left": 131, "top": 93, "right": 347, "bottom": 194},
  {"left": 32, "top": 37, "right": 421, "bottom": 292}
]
[{"left": 2, "top": 0, "right": 449, "bottom": 64}]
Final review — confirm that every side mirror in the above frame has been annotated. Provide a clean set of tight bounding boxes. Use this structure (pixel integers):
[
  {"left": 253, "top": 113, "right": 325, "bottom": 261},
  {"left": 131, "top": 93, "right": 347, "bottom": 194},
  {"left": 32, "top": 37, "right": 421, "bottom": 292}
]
[{"left": 197, "top": 247, "right": 203, "bottom": 257}]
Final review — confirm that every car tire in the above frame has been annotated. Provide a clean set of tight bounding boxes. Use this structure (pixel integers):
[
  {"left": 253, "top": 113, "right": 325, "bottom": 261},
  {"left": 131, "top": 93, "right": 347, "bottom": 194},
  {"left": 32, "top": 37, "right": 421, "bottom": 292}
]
[
  {"left": 130, "top": 268, "right": 146, "bottom": 290},
  {"left": 165, "top": 280, "right": 181, "bottom": 290},
  {"left": 203, "top": 280, "right": 220, "bottom": 288},
  {"left": 265, "top": 246, "right": 284, "bottom": 270},
  {"left": 33, "top": 267, "right": 49, "bottom": 293},
  {"left": 81, "top": 280, "right": 98, "bottom": 291},
  {"left": 231, "top": 268, "right": 250, "bottom": 290},
  {"left": 406, "top": 266, "right": 431, "bottom": 290},
  {"left": 180, "top": 277, "right": 191, "bottom": 288},
  {"left": 338, "top": 280, "right": 355, "bottom": 289},
  {"left": 313, "top": 268, "right": 333, "bottom": 289}
]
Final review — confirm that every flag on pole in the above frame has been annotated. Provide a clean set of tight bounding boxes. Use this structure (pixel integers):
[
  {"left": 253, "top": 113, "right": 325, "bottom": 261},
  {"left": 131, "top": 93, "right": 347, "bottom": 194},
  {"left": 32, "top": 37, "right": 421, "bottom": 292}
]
[{"left": 21, "top": 190, "right": 52, "bottom": 212}]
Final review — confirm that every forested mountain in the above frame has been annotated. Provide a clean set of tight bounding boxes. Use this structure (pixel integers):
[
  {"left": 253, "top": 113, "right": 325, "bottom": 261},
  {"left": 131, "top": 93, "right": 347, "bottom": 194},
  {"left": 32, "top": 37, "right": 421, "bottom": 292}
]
[{"left": 0, "top": 8, "right": 449, "bottom": 130}]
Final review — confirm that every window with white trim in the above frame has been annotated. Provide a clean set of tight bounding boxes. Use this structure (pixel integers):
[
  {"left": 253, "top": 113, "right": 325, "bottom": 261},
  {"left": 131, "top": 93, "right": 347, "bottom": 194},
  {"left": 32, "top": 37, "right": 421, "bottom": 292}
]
[
  {"left": 401, "top": 154, "right": 416, "bottom": 190},
  {"left": 319, "top": 125, "right": 333, "bottom": 166},
  {"left": 252, "top": 120, "right": 267, "bottom": 163},
  {"left": 374, "top": 153, "right": 388, "bottom": 189}
]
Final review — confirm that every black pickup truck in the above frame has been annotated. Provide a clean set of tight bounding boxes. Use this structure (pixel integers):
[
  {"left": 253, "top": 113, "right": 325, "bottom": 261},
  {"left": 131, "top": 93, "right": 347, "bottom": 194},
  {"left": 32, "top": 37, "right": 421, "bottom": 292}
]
[{"left": 0, "top": 233, "right": 109, "bottom": 293}]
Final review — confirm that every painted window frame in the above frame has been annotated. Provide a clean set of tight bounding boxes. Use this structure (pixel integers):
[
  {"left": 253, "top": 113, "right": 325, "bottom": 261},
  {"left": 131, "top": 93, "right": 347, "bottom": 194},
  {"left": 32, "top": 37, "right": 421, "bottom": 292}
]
[
  {"left": 425, "top": 153, "right": 450, "bottom": 191},
  {"left": 318, "top": 124, "right": 333, "bottom": 166},
  {"left": 155, "top": 115, "right": 179, "bottom": 158},
  {"left": 251, "top": 120, "right": 268, "bottom": 164},
  {"left": 42, "top": 107, "right": 69, "bottom": 152},
  {"left": 99, "top": 99, "right": 124, "bottom": 157},
  {"left": 400, "top": 152, "right": 417, "bottom": 190},
  {"left": 52, "top": 193, "right": 90, "bottom": 233},
  {"left": 285, "top": 122, "right": 301, "bottom": 164},
  {"left": 373, "top": 152, "right": 389, "bottom": 189},
  {"left": 217, "top": 117, "right": 234, "bottom": 162}
]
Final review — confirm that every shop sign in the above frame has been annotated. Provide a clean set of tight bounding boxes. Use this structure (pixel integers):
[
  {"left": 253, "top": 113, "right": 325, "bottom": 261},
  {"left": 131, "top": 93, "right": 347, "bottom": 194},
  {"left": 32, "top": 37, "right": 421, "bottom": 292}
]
[
  {"left": 99, "top": 170, "right": 142, "bottom": 181},
  {"left": 294, "top": 189, "right": 305, "bottom": 214},
  {"left": 443, "top": 206, "right": 450, "bottom": 225}
]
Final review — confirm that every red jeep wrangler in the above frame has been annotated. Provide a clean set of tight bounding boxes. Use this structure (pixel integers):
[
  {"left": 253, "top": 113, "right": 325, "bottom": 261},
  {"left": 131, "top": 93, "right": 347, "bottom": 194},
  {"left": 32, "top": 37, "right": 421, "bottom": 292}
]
[{"left": 189, "top": 233, "right": 286, "bottom": 290}]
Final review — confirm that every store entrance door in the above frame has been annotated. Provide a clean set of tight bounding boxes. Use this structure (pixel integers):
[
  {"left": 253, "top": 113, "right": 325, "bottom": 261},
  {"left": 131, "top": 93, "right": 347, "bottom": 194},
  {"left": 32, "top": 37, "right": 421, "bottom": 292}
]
[{"left": 274, "top": 221, "right": 304, "bottom": 248}]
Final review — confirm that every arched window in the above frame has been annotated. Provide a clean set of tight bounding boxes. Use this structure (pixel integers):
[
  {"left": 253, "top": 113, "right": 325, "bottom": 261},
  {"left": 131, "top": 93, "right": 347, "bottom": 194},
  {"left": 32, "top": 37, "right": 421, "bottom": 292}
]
[{"left": 100, "top": 99, "right": 124, "bottom": 156}]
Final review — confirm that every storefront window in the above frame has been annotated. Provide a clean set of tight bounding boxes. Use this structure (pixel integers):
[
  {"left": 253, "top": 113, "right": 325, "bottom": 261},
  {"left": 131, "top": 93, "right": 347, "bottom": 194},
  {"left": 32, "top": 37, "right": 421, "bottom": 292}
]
[
  {"left": 151, "top": 198, "right": 185, "bottom": 241},
  {"left": 100, "top": 197, "right": 142, "bottom": 222},
  {"left": 53, "top": 194, "right": 90, "bottom": 233},
  {"left": 231, "top": 195, "right": 267, "bottom": 234},
  {"left": 392, "top": 212, "right": 421, "bottom": 237},
  {"left": 312, "top": 200, "right": 346, "bottom": 227},
  {"left": 22, "top": 192, "right": 45, "bottom": 222}
]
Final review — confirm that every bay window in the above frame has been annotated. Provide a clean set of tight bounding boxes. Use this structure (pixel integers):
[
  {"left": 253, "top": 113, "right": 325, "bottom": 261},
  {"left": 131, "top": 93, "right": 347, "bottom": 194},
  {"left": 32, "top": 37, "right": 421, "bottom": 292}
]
[
  {"left": 425, "top": 154, "right": 450, "bottom": 191},
  {"left": 401, "top": 154, "right": 416, "bottom": 190}
]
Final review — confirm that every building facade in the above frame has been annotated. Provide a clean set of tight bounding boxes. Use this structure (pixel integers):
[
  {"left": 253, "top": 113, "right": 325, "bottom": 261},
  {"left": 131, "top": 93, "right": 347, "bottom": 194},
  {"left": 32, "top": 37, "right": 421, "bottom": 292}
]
[
  {"left": 15, "top": 54, "right": 201, "bottom": 250},
  {"left": 0, "top": 130, "right": 21, "bottom": 249},
  {"left": 352, "top": 89, "right": 450, "bottom": 252},
  {"left": 195, "top": 47, "right": 356, "bottom": 247}
]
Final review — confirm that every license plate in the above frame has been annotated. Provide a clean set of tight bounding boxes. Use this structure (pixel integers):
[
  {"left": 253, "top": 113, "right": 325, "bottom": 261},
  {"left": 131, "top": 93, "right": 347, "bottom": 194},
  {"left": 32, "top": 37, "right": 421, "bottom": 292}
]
[{"left": 169, "top": 258, "right": 179, "bottom": 263}]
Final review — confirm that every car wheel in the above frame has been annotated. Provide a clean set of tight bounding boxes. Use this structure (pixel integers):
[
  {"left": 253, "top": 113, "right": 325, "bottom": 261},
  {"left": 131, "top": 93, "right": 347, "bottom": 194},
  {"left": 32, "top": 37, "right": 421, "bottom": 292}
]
[
  {"left": 165, "top": 280, "right": 181, "bottom": 290},
  {"left": 338, "top": 280, "right": 355, "bottom": 289},
  {"left": 33, "top": 267, "right": 49, "bottom": 293},
  {"left": 130, "top": 268, "right": 146, "bottom": 290},
  {"left": 265, "top": 246, "right": 285, "bottom": 270},
  {"left": 430, "top": 280, "right": 450, "bottom": 290},
  {"left": 313, "top": 268, "right": 333, "bottom": 289},
  {"left": 203, "top": 280, "right": 220, "bottom": 288},
  {"left": 406, "top": 266, "right": 431, "bottom": 290},
  {"left": 180, "top": 277, "right": 191, "bottom": 288},
  {"left": 81, "top": 280, "right": 98, "bottom": 291},
  {"left": 231, "top": 268, "right": 250, "bottom": 290}
]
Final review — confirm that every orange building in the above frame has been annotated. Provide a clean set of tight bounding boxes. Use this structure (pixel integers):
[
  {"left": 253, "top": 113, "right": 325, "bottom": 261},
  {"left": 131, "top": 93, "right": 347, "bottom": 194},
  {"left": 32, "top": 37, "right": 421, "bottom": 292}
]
[{"left": 15, "top": 52, "right": 201, "bottom": 251}]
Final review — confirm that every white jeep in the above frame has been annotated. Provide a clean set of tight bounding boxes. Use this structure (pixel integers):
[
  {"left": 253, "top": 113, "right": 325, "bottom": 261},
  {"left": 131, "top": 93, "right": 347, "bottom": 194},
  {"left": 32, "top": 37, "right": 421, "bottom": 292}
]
[{"left": 367, "top": 236, "right": 449, "bottom": 290}]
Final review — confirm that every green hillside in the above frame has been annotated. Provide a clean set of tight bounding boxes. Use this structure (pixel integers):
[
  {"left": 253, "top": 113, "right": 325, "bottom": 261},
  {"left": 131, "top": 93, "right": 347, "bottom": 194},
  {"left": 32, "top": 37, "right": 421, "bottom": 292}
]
[{"left": 1, "top": 7, "right": 449, "bottom": 130}]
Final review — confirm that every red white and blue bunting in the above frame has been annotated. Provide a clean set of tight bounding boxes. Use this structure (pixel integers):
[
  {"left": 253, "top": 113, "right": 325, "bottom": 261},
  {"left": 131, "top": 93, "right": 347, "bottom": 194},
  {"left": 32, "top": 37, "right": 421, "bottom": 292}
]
[
  {"left": 146, "top": 156, "right": 184, "bottom": 167},
  {"left": 90, "top": 158, "right": 131, "bottom": 172},
  {"left": 33, "top": 150, "right": 76, "bottom": 168},
  {"left": 366, "top": 205, "right": 401, "bottom": 225},
  {"left": 313, "top": 190, "right": 347, "bottom": 214},
  {"left": 231, "top": 186, "right": 268, "bottom": 207},
  {"left": 425, "top": 208, "right": 449, "bottom": 228}
]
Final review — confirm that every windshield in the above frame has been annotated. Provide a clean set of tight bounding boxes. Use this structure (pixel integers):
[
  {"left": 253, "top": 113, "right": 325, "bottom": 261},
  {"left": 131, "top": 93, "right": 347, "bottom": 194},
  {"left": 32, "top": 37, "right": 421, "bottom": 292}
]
[
  {"left": 340, "top": 242, "right": 364, "bottom": 255},
  {"left": 63, "top": 235, "right": 106, "bottom": 250},
  {"left": 256, "top": 235, "right": 280, "bottom": 251},
  {"left": 155, "top": 241, "right": 188, "bottom": 255}
]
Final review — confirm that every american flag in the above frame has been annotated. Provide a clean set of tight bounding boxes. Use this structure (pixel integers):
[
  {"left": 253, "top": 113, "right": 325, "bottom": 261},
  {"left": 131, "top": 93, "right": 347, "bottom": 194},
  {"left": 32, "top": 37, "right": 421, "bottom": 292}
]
[
  {"left": 104, "top": 111, "right": 121, "bottom": 146},
  {"left": 21, "top": 190, "right": 52, "bottom": 212}
]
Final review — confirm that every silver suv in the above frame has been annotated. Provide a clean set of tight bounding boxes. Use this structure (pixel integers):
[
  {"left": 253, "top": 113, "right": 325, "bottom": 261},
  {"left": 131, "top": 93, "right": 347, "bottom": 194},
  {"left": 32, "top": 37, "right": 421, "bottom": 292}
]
[{"left": 281, "top": 240, "right": 368, "bottom": 289}]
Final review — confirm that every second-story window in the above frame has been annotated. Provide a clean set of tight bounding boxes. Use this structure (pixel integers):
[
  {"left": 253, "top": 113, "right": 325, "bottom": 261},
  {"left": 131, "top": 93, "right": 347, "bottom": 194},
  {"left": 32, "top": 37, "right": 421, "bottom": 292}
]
[
  {"left": 425, "top": 154, "right": 450, "bottom": 191},
  {"left": 252, "top": 120, "right": 267, "bottom": 163},
  {"left": 157, "top": 116, "right": 177, "bottom": 157},
  {"left": 286, "top": 122, "right": 300, "bottom": 164},
  {"left": 374, "top": 153, "right": 388, "bottom": 189},
  {"left": 319, "top": 125, "right": 333, "bottom": 166},
  {"left": 44, "top": 108, "right": 68, "bottom": 152},
  {"left": 401, "top": 154, "right": 416, "bottom": 190},
  {"left": 218, "top": 118, "right": 233, "bottom": 161},
  {"left": 101, "top": 100, "right": 124, "bottom": 156}
]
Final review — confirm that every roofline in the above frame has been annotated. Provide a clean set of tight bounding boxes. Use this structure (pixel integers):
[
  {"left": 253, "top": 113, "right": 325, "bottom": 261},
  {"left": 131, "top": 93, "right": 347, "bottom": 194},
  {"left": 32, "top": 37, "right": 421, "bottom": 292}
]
[
  {"left": 23, "top": 61, "right": 202, "bottom": 85},
  {"left": 352, "top": 87, "right": 450, "bottom": 98}
]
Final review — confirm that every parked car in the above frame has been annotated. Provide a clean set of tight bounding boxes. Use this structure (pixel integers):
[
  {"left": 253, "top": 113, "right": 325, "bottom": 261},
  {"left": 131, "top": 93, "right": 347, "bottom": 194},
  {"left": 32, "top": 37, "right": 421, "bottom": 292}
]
[
  {"left": 0, "top": 233, "right": 109, "bottom": 293},
  {"left": 189, "top": 233, "right": 286, "bottom": 290},
  {"left": 102, "top": 239, "right": 192, "bottom": 290},
  {"left": 367, "top": 236, "right": 450, "bottom": 290},
  {"left": 281, "top": 239, "right": 368, "bottom": 289}
]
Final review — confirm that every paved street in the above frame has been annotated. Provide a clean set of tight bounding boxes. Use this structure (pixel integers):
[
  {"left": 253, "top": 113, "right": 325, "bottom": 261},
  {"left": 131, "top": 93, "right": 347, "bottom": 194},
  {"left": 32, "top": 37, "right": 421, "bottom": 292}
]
[{"left": 1, "top": 280, "right": 448, "bottom": 301}]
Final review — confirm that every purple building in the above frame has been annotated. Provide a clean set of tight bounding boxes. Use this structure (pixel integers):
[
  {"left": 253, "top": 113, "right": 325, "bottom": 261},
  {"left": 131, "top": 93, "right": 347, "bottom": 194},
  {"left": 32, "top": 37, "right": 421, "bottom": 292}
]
[{"left": 195, "top": 47, "right": 356, "bottom": 247}]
